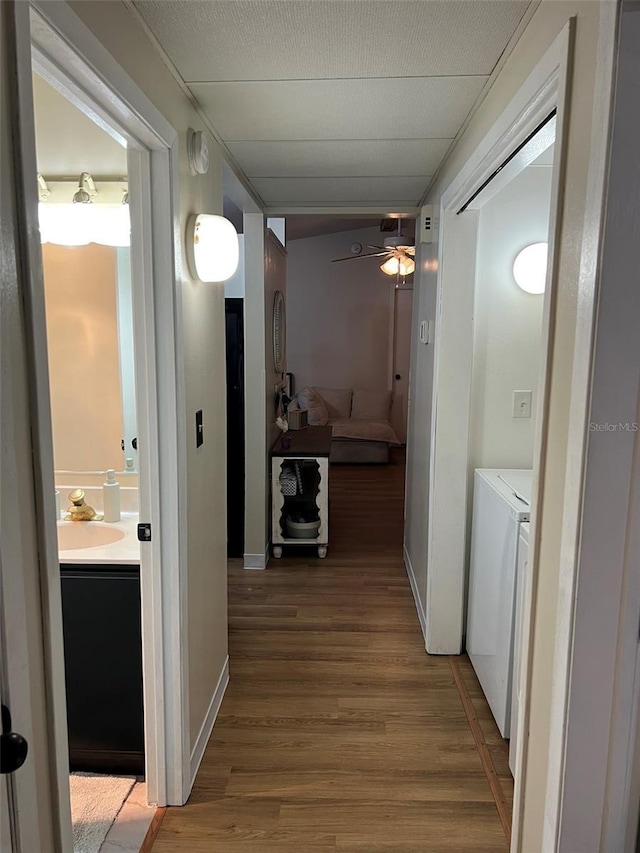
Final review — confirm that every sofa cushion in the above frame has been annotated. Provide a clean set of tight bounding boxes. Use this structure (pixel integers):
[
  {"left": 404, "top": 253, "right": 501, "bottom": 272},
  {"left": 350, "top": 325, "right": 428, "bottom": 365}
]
[
  {"left": 351, "top": 388, "right": 392, "bottom": 421},
  {"left": 313, "top": 387, "right": 352, "bottom": 419},
  {"left": 297, "top": 387, "right": 329, "bottom": 426},
  {"left": 330, "top": 417, "right": 400, "bottom": 445}
]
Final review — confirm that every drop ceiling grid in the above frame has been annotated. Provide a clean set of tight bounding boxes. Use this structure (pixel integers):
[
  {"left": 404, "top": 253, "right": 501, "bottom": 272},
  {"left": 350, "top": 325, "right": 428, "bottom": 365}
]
[
  {"left": 134, "top": 0, "right": 531, "bottom": 82},
  {"left": 189, "top": 77, "right": 487, "bottom": 142},
  {"left": 226, "top": 139, "right": 453, "bottom": 179},
  {"left": 252, "top": 176, "right": 430, "bottom": 206},
  {"left": 132, "top": 0, "right": 532, "bottom": 205}
]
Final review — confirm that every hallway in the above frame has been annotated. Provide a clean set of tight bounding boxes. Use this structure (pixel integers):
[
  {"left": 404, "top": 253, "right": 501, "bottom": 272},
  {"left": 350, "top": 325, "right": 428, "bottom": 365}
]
[{"left": 152, "top": 452, "right": 512, "bottom": 851}]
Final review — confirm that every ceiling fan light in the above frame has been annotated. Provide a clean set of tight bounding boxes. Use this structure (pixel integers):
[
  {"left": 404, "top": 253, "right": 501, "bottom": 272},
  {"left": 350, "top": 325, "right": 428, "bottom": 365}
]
[
  {"left": 380, "top": 255, "right": 415, "bottom": 277},
  {"left": 381, "top": 256, "right": 400, "bottom": 276}
]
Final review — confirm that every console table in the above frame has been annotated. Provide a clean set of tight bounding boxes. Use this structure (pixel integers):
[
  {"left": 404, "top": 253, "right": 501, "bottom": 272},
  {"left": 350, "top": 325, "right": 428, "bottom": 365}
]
[{"left": 270, "top": 426, "right": 332, "bottom": 559}]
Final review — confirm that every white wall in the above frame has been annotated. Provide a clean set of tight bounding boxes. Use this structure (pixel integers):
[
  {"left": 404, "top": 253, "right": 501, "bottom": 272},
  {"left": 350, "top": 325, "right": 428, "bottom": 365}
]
[
  {"left": 287, "top": 227, "right": 394, "bottom": 394},
  {"left": 404, "top": 239, "right": 437, "bottom": 617},
  {"left": 469, "top": 164, "right": 552, "bottom": 472},
  {"left": 68, "top": 0, "right": 232, "bottom": 763}
]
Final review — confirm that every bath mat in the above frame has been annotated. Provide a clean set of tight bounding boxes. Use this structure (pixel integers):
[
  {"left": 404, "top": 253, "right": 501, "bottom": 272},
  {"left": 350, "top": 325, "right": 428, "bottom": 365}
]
[{"left": 69, "top": 772, "right": 135, "bottom": 853}]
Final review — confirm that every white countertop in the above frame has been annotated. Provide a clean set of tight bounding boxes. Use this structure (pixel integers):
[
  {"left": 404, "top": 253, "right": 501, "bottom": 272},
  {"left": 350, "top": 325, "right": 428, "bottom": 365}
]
[{"left": 57, "top": 513, "right": 141, "bottom": 565}]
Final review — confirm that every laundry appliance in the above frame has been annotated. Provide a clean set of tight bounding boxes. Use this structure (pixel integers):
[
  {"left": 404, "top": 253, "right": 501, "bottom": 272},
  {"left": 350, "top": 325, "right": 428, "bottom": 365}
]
[{"left": 467, "top": 468, "right": 533, "bottom": 739}]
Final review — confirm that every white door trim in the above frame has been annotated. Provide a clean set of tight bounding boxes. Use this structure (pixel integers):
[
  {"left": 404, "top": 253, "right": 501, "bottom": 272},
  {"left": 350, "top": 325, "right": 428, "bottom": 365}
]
[
  {"left": 2, "top": 3, "right": 73, "bottom": 847},
  {"left": 556, "top": 4, "right": 640, "bottom": 849},
  {"left": 426, "top": 22, "right": 576, "bottom": 849},
  {"left": 27, "top": 0, "right": 190, "bottom": 807}
]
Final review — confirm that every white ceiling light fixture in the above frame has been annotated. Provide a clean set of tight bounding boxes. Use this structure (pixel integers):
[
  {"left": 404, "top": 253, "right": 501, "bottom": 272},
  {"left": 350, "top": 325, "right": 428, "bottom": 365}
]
[
  {"left": 513, "top": 242, "right": 548, "bottom": 295},
  {"left": 381, "top": 254, "right": 415, "bottom": 277},
  {"left": 187, "top": 214, "right": 239, "bottom": 282},
  {"left": 39, "top": 203, "right": 92, "bottom": 246},
  {"left": 72, "top": 172, "right": 97, "bottom": 204},
  {"left": 37, "top": 174, "right": 50, "bottom": 201},
  {"left": 37, "top": 174, "right": 130, "bottom": 247}
]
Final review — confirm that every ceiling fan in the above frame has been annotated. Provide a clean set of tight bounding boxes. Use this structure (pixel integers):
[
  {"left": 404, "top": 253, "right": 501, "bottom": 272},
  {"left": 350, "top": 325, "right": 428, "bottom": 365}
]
[{"left": 332, "top": 220, "right": 416, "bottom": 278}]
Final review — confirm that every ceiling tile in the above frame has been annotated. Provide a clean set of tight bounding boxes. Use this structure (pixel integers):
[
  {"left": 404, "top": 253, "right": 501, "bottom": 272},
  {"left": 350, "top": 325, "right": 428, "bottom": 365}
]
[
  {"left": 252, "top": 176, "right": 429, "bottom": 206},
  {"left": 227, "top": 139, "right": 452, "bottom": 178},
  {"left": 191, "top": 77, "right": 486, "bottom": 141},
  {"left": 134, "top": 0, "right": 530, "bottom": 82}
]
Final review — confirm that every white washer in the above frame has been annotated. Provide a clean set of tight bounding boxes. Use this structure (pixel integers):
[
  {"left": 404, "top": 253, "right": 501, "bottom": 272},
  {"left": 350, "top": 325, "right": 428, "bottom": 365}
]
[
  {"left": 509, "top": 520, "right": 530, "bottom": 775},
  {"left": 466, "top": 468, "right": 532, "bottom": 738}
]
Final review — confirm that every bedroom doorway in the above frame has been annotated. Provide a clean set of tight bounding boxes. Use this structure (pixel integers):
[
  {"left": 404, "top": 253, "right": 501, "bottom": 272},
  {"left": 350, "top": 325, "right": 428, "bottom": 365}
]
[{"left": 284, "top": 213, "right": 414, "bottom": 454}]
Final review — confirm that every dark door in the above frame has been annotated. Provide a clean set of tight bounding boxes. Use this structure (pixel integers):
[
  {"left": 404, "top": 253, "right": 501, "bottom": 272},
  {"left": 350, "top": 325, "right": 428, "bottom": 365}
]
[{"left": 225, "top": 298, "right": 245, "bottom": 557}]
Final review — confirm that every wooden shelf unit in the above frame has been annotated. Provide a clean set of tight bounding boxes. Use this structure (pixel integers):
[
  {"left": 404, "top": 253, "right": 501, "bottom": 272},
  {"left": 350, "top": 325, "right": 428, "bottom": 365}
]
[{"left": 270, "top": 426, "right": 332, "bottom": 559}]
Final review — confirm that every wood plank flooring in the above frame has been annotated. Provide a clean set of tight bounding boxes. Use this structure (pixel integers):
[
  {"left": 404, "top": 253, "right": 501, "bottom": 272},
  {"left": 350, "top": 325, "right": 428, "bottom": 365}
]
[{"left": 152, "top": 449, "right": 513, "bottom": 852}]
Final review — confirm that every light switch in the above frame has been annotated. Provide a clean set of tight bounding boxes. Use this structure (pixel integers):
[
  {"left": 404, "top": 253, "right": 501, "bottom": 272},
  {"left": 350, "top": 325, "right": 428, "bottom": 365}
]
[{"left": 513, "top": 390, "right": 532, "bottom": 419}]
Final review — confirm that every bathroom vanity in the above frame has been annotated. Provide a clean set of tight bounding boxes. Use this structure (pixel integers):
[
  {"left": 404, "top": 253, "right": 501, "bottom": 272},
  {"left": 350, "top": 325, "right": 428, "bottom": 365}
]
[
  {"left": 61, "top": 561, "right": 144, "bottom": 775},
  {"left": 57, "top": 514, "right": 144, "bottom": 776}
]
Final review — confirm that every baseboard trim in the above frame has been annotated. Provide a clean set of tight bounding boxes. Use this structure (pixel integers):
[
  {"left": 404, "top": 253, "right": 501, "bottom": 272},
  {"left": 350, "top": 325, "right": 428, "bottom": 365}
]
[
  {"left": 243, "top": 551, "right": 268, "bottom": 570},
  {"left": 403, "top": 544, "right": 427, "bottom": 640},
  {"left": 189, "top": 656, "right": 229, "bottom": 788}
]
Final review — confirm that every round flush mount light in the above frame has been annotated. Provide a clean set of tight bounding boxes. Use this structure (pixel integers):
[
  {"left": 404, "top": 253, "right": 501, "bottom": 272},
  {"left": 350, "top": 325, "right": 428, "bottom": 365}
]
[
  {"left": 513, "top": 242, "right": 548, "bottom": 294},
  {"left": 187, "top": 214, "right": 239, "bottom": 282}
]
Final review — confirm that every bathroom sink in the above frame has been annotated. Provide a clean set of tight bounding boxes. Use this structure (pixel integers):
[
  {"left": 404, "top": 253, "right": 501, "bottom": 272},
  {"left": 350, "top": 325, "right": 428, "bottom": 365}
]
[{"left": 57, "top": 522, "right": 126, "bottom": 551}]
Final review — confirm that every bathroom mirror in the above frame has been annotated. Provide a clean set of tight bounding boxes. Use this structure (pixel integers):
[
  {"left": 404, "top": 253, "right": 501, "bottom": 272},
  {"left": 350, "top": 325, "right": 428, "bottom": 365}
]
[{"left": 42, "top": 243, "right": 138, "bottom": 475}]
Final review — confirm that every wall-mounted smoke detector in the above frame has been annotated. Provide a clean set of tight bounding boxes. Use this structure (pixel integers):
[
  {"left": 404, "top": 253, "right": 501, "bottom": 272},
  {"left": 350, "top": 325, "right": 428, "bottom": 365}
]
[{"left": 187, "top": 129, "right": 209, "bottom": 176}]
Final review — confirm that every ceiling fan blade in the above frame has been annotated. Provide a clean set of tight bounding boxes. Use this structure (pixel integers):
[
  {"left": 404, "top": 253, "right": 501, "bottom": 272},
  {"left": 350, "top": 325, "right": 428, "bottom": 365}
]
[
  {"left": 367, "top": 245, "right": 389, "bottom": 251},
  {"left": 332, "top": 252, "right": 390, "bottom": 262}
]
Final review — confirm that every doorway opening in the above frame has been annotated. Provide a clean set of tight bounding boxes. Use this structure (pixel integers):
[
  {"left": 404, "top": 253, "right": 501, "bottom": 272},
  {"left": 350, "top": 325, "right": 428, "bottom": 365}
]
[
  {"left": 462, "top": 123, "right": 556, "bottom": 827},
  {"left": 274, "top": 213, "right": 414, "bottom": 562},
  {"left": 2, "top": 1, "right": 190, "bottom": 847},
  {"left": 33, "top": 69, "right": 150, "bottom": 847},
  {"left": 421, "top": 27, "right": 572, "bottom": 848},
  {"left": 223, "top": 194, "right": 245, "bottom": 559}
]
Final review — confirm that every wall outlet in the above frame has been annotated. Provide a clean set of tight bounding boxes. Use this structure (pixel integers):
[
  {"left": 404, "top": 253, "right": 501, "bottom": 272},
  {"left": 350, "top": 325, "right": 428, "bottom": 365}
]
[{"left": 513, "top": 390, "right": 532, "bottom": 418}]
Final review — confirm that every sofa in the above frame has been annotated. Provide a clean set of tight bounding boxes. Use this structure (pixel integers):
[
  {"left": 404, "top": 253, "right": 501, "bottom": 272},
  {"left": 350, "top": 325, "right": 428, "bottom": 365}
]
[{"left": 289, "top": 386, "right": 400, "bottom": 463}]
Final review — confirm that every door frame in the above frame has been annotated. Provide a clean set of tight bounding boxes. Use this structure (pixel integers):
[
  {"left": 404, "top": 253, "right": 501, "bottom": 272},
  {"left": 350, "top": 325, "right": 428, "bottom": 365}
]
[
  {"left": 20, "top": 0, "right": 189, "bottom": 812},
  {"left": 426, "top": 22, "right": 574, "bottom": 654},
  {"left": 558, "top": 4, "right": 640, "bottom": 849},
  {"left": 426, "top": 22, "right": 578, "bottom": 850}
]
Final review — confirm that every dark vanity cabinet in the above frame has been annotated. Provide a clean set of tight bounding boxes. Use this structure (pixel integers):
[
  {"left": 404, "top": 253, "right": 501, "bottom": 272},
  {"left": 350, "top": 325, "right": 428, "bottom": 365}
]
[{"left": 60, "top": 563, "right": 145, "bottom": 776}]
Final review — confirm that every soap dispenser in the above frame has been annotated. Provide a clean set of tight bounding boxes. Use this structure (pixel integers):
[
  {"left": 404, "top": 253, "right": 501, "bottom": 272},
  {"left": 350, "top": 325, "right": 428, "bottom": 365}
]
[{"left": 103, "top": 469, "right": 121, "bottom": 522}]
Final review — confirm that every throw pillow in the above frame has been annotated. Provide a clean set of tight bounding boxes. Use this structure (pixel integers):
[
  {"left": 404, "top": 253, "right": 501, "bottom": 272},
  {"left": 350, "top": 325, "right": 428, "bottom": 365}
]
[
  {"left": 313, "top": 387, "right": 352, "bottom": 419},
  {"left": 297, "top": 388, "right": 329, "bottom": 426},
  {"left": 351, "top": 388, "right": 392, "bottom": 420}
]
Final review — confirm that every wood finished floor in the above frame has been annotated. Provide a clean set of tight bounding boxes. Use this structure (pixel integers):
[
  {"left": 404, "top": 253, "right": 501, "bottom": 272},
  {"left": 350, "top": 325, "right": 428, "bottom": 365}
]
[{"left": 152, "top": 450, "right": 513, "bottom": 852}]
